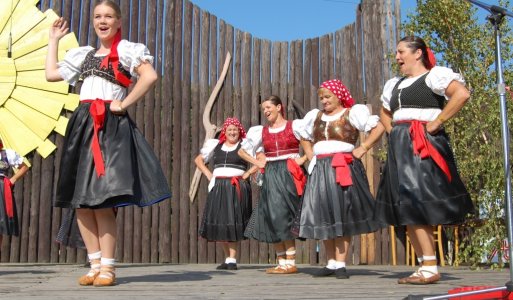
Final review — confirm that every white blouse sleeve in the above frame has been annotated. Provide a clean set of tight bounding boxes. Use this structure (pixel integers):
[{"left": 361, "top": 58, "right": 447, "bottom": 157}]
[
  {"left": 240, "top": 126, "right": 263, "bottom": 156},
  {"left": 118, "top": 40, "right": 154, "bottom": 78},
  {"left": 381, "top": 77, "right": 401, "bottom": 111},
  {"left": 294, "top": 109, "right": 320, "bottom": 141},
  {"left": 57, "top": 46, "right": 94, "bottom": 86},
  {"left": 4, "top": 149, "right": 23, "bottom": 167},
  {"left": 348, "top": 104, "right": 379, "bottom": 133},
  {"left": 426, "top": 66, "right": 465, "bottom": 98},
  {"left": 199, "top": 139, "right": 219, "bottom": 163}
]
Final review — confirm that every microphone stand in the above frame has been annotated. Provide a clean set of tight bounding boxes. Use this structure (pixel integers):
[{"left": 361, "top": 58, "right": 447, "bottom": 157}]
[{"left": 408, "top": 1, "right": 513, "bottom": 299}]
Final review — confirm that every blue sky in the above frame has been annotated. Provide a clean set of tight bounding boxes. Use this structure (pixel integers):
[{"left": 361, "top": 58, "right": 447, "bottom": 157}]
[{"left": 189, "top": 0, "right": 500, "bottom": 41}]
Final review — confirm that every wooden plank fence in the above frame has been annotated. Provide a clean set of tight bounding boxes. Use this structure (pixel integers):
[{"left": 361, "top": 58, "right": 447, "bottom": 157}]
[{"left": 1, "top": 0, "right": 405, "bottom": 265}]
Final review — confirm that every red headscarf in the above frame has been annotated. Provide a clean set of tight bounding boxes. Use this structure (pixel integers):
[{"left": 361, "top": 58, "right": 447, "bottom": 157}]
[
  {"left": 425, "top": 47, "right": 436, "bottom": 70},
  {"left": 218, "top": 117, "right": 247, "bottom": 144},
  {"left": 99, "top": 29, "right": 132, "bottom": 88},
  {"left": 320, "top": 79, "right": 355, "bottom": 108}
]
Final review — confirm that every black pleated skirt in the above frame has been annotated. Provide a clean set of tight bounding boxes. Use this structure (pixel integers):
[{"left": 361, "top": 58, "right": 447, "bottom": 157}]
[
  {"left": 375, "top": 123, "right": 474, "bottom": 225},
  {"left": 244, "top": 160, "right": 303, "bottom": 243},
  {"left": 199, "top": 177, "right": 252, "bottom": 242},
  {"left": 0, "top": 180, "right": 19, "bottom": 236},
  {"left": 54, "top": 102, "right": 171, "bottom": 209},
  {"left": 297, "top": 156, "right": 382, "bottom": 240}
]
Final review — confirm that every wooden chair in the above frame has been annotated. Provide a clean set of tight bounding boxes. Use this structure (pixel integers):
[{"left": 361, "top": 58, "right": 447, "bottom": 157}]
[
  {"left": 390, "top": 225, "right": 397, "bottom": 265},
  {"left": 454, "top": 226, "right": 459, "bottom": 266}
]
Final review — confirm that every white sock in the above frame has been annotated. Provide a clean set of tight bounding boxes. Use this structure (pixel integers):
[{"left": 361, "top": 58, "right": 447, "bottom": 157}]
[
  {"left": 84, "top": 251, "right": 101, "bottom": 276},
  {"left": 285, "top": 250, "right": 296, "bottom": 266},
  {"left": 276, "top": 251, "right": 286, "bottom": 266},
  {"left": 88, "top": 251, "right": 102, "bottom": 261},
  {"left": 420, "top": 255, "right": 438, "bottom": 277},
  {"left": 417, "top": 257, "right": 424, "bottom": 265},
  {"left": 419, "top": 265, "right": 438, "bottom": 277},
  {"left": 101, "top": 257, "right": 115, "bottom": 266},
  {"left": 99, "top": 257, "right": 115, "bottom": 279},
  {"left": 334, "top": 261, "right": 346, "bottom": 269},
  {"left": 225, "top": 257, "right": 236, "bottom": 264},
  {"left": 88, "top": 251, "right": 101, "bottom": 270},
  {"left": 326, "top": 259, "right": 337, "bottom": 270},
  {"left": 278, "top": 258, "right": 287, "bottom": 266}
]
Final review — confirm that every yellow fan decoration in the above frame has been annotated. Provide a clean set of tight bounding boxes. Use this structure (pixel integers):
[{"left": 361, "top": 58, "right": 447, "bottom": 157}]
[{"left": 0, "top": 0, "right": 79, "bottom": 159}]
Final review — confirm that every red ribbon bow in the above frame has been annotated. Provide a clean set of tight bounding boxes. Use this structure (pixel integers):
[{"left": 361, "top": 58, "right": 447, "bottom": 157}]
[
  {"left": 3, "top": 177, "right": 13, "bottom": 218},
  {"left": 231, "top": 176, "right": 242, "bottom": 200},
  {"left": 317, "top": 153, "right": 353, "bottom": 186},
  {"left": 99, "top": 29, "right": 132, "bottom": 88},
  {"left": 217, "top": 176, "right": 243, "bottom": 200},
  {"left": 409, "top": 120, "right": 452, "bottom": 182},
  {"left": 84, "top": 99, "right": 113, "bottom": 177},
  {"left": 318, "top": 153, "right": 354, "bottom": 187},
  {"left": 332, "top": 153, "right": 353, "bottom": 187},
  {"left": 426, "top": 47, "right": 436, "bottom": 70},
  {"left": 287, "top": 159, "right": 307, "bottom": 196}
]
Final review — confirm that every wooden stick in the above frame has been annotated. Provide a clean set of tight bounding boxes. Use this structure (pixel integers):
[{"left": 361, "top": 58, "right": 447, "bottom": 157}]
[{"left": 188, "top": 52, "right": 232, "bottom": 202}]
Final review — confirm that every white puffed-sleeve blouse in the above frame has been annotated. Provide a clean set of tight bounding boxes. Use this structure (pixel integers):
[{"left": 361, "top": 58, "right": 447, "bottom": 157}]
[
  {"left": 381, "top": 66, "right": 465, "bottom": 122},
  {"left": 57, "top": 40, "right": 154, "bottom": 101}
]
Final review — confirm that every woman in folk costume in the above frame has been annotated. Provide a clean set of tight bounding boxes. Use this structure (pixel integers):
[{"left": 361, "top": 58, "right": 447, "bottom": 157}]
[
  {"left": 296, "top": 79, "right": 384, "bottom": 279},
  {"left": 375, "top": 36, "right": 473, "bottom": 284},
  {"left": 45, "top": 0, "right": 170, "bottom": 286},
  {"left": 0, "top": 139, "right": 29, "bottom": 249},
  {"left": 194, "top": 117, "right": 258, "bottom": 270},
  {"left": 238, "top": 95, "right": 307, "bottom": 274}
]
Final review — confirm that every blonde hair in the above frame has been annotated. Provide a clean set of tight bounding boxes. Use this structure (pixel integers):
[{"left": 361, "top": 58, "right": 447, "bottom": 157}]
[{"left": 95, "top": 0, "right": 122, "bottom": 19}]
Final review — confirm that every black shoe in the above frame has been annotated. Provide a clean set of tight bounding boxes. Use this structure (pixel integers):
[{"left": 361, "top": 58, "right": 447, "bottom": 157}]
[
  {"left": 313, "top": 267, "right": 335, "bottom": 277},
  {"left": 216, "top": 263, "right": 237, "bottom": 270},
  {"left": 335, "top": 267, "right": 349, "bottom": 279}
]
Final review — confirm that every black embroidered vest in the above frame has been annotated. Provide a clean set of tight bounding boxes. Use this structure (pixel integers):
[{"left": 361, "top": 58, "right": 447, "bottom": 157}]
[
  {"left": 213, "top": 143, "right": 247, "bottom": 171},
  {"left": 80, "top": 50, "right": 132, "bottom": 86},
  {"left": 389, "top": 73, "right": 445, "bottom": 112},
  {"left": 0, "top": 150, "right": 10, "bottom": 177}
]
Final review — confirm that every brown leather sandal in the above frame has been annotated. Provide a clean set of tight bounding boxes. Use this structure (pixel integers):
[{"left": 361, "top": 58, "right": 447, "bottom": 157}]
[
  {"left": 397, "top": 271, "right": 420, "bottom": 284},
  {"left": 78, "top": 259, "right": 100, "bottom": 286},
  {"left": 93, "top": 266, "right": 116, "bottom": 287},
  {"left": 266, "top": 264, "right": 298, "bottom": 274},
  {"left": 266, "top": 255, "right": 285, "bottom": 274},
  {"left": 266, "top": 265, "right": 284, "bottom": 274},
  {"left": 406, "top": 269, "right": 441, "bottom": 285}
]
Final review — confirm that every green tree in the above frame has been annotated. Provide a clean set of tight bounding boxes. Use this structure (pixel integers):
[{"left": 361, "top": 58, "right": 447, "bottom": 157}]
[{"left": 403, "top": 0, "right": 513, "bottom": 268}]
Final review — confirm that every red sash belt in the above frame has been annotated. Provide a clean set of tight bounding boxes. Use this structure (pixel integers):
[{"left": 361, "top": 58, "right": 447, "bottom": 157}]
[
  {"left": 317, "top": 153, "right": 353, "bottom": 187},
  {"left": 82, "top": 99, "right": 113, "bottom": 177},
  {"left": 217, "top": 176, "right": 243, "bottom": 200},
  {"left": 286, "top": 159, "right": 307, "bottom": 196},
  {"left": 399, "top": 120, "right": 452, "bottom": 182},
  {"left": 260, "top": 159, "right": 306, "bottom": 196},
  {"left": 3, "top": 177, "right": 13, "bottom": 218}
]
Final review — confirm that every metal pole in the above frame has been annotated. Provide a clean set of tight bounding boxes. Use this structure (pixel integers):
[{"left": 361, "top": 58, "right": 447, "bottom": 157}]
[{"left": 491, "top": 13, "right": 513, "bottom": 290}]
